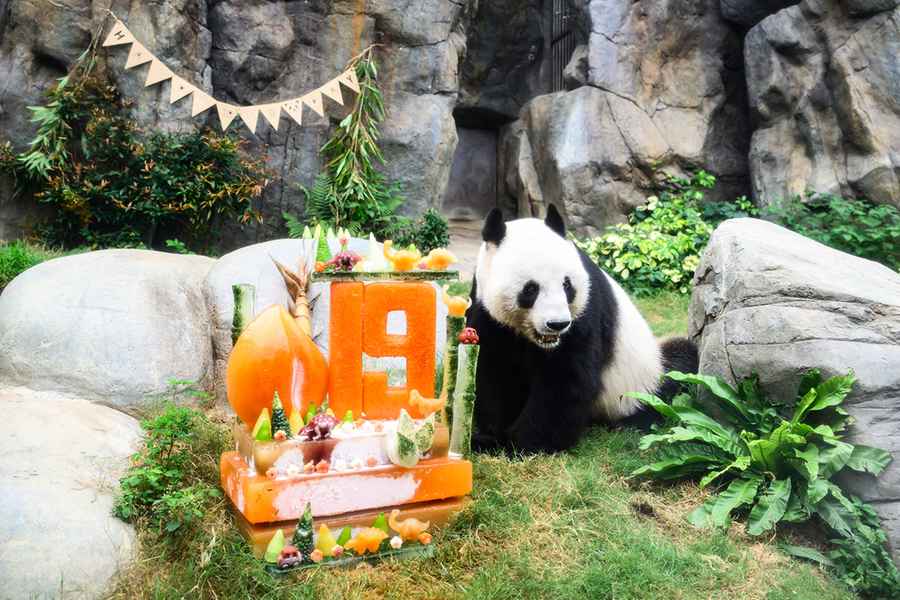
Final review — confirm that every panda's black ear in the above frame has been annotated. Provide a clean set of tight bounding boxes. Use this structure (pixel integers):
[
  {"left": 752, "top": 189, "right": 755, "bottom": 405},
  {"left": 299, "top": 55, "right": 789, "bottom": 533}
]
[
  {"left": 482, "top": 208, "right": 506, "bottom": 245},
  {"left": 545, "top": 204, "right": 566, "bottom": 237}
]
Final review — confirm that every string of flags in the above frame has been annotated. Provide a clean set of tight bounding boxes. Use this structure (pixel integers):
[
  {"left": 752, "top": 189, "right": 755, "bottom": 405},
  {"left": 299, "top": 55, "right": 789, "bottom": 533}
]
[{"left": 102, "top": 18, "right": 360, "bottom": 134}]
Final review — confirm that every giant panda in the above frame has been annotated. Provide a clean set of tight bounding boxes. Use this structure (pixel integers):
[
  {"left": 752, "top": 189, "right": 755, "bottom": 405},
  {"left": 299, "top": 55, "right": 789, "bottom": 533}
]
[{"left": 466, "top": 205, "right": 699, "bottom": 453}]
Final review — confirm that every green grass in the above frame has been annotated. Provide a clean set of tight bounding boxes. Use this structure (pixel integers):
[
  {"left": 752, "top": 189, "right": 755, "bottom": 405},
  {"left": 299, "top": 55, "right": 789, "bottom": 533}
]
[
  {"left": 0, "top": 240, "right": 66, "bottom": 291},
  {"left": 635, "top": 291, "right": 691, "bottom": 337},
  {"left": 111, "top": 419, "right": 853, "bottom": 600}
]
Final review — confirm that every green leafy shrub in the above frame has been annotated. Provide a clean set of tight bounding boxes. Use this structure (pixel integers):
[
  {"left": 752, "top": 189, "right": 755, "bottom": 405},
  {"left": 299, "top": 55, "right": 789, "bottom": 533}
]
[
  {"left": 114, "top": 389, "right": 226, "bottom": 545},
  {"left": 632, "top": 370, "right": 898, "bottom": 598},
  {"left": 390, "top": 208, "right": 451, "bottom": 253},
  {"left": 299, "top": 54, "right": 410, "bottom": 241},
  {"left": 0, "top": 57, "right": 269, "bottom": 252},
  {"left": 767, "top": 193, "right": 900, "bottom": 272},
  {"left": 575, "top": 172, "right": 716, "bottom": 296},
  {"left": 702, "top": 194, "right": 759, "bottom": 226},
  {"left": 0, "top": 241, "right": 63, "bottom": 290}
]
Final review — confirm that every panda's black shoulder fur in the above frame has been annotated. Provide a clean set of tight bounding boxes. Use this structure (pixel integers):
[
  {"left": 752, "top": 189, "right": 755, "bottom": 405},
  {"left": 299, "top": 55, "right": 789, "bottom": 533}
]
[{"left": 467, "top": 249, "right": 620, "bottom": 453}]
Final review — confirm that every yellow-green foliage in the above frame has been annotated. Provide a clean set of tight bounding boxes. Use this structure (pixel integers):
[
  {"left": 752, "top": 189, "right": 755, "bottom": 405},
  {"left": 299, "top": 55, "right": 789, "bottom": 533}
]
[{"left": 576, "top": 172, "right": 717, "bottom": 296}]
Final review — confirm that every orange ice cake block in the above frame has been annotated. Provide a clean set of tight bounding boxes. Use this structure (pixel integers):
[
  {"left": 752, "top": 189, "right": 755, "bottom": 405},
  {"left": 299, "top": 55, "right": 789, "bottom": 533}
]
[{"left": 221, "top": 452, "right": 472, "bottom": 524}]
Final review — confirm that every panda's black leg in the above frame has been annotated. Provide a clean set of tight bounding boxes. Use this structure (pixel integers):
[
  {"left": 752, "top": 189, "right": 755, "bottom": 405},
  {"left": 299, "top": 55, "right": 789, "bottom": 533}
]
[{"left": 506, "top": 376, "right": 593, "bottom": 453}]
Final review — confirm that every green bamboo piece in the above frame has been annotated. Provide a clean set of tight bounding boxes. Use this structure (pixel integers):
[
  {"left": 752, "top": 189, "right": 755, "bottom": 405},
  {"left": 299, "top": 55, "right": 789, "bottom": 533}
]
[
  {"left": 231, "top": 283, "right": 256, "bottom": 345},
  {"left": 441, "top": 315, "right": 466, "bottom": 433},
  {"left": 448, "top": 343, "right": 479, "bottom": 458}
]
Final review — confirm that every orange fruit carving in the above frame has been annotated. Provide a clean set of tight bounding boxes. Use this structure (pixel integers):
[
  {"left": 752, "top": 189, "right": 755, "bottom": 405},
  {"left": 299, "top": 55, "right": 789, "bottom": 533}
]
[{"left": 226, "top": 305, "right": 328, "bottom": 427}]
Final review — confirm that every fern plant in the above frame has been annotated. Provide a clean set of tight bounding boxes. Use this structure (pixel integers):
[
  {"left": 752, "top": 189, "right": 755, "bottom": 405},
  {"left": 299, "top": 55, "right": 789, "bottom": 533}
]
[{"left": 631, "top": 370, "right": 898, "bottom": 597}]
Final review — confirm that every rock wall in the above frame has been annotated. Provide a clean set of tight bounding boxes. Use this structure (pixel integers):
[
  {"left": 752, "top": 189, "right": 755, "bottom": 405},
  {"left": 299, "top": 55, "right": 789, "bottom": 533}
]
[
  {"left": 0, "top": 0, "right": 466, "bottom": 246},
  {"left": 745, "top": 0, "right": 900, "bottom": 207},
  {"left": 498, "top": 0, "right": 751, "bottom": 236},
  {"left": 0, "top": 0, "right": 898, "bottom": 243},
  {"left": 498, "top": 0, "right": 899, "bottom": 236}
]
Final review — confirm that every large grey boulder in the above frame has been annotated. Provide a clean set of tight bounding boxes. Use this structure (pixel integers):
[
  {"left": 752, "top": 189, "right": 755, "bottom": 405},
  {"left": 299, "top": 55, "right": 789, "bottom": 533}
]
[
  {"left": 690, "top": 218, "right": 900, "bottom": 560},
  {"left": 0, "top": 387, "right": 141, "bottom": 599},
  {"left": 0, "top": 249, "right": 215, "bottom": 412},
  {"left": 499, "top": 0, "right": 750, "bottom": 237},
  {"left": 745, "top": 1, "right": 900, "bottom": 207}
]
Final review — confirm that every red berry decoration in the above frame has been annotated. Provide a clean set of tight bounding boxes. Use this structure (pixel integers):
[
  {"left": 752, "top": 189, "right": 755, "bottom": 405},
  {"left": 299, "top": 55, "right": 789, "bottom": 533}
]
[
  {"left": 458, "top": 327, "right": 479, "bottom": 344},
  {"left": 300, "top": 413, "right": 339, "bottom": 441}
]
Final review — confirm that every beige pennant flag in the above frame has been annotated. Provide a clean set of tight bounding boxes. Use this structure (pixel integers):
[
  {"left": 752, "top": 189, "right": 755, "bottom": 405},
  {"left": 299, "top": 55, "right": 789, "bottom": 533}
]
[
  {"left": 124, "top": 42, "right": 153, "bottom": 69},
  {"left": 302, "top": 91, "right": 324, "bottom": 118},
  {"left": 216, "top": 102, "right": 239, "bottom": 131},
  {"left": 320, "top": 78, "right": 344, "bottom": 106},
  {"left": 169, "top": 76, "right": 194, "bottom": 104},
  {"left": 103, "top": 20, "right": 135, "bottom": 48},
  {"left": 258, "top": 103, "right": 282, "bottom": 131},
  {"left": 281, "top": 98, "right": 303, "bottom": 126},
  {"left": 191, "top": 90, "right": 217, "bottom": 116},
  {"left": 338, "top": 68, "right": 360, "bottom": 94},
  {"left": 144, "top": 59, "right": 173, "bottom": 87},
  {"left": 238, "top": 106, "right": 260, "bottom": 134}
]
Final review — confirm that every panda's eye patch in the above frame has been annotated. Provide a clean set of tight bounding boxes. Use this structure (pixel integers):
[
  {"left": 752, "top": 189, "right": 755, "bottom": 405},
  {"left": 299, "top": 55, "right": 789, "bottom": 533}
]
[
  {"left": 563, "top": 276, "right": 576, "bottom": 303},
  {"left": 517, "top": 280, "right": 540, "bottom": 308}
]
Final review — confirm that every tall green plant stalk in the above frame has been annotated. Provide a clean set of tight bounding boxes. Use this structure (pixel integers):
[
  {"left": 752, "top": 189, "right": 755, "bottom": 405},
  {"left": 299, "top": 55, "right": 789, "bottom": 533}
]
[{"left": 303, "top": 48, "right": 405, "bottom": 238}]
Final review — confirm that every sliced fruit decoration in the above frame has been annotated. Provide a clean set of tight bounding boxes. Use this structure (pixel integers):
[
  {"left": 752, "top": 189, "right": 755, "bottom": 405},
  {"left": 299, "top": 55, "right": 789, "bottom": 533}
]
[
  {"left": 385, "top": 409, "right": 436, "bottom": 467},
  {"left": 344, "top": 527, "right": 389, "bottom": 555},
  {"left": 226, "top": 255, "right": 328, "bottom": 428},
  {"left": 383, "top": 240, "right": 421, "bottom": 272}
]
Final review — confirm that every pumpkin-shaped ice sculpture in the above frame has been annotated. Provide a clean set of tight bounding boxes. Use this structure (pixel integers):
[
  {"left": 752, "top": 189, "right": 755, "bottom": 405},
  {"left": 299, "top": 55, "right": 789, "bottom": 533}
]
[{"left": 227, "top": 304, "right": 328, "bottom": 426}]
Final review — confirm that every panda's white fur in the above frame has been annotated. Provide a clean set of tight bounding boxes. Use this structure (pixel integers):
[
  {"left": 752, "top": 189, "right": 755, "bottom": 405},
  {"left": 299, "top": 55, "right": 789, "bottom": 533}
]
[
  {"left": 475, "top": 216, "right": 665, "bottom": 423},
  {"left": 594, "top": 272, "right": 665, "bottom": 420}
]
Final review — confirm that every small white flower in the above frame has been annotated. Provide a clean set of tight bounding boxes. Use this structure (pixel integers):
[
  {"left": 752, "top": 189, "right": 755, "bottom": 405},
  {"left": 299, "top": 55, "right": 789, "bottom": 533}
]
[{"left": 390, "top": 536, "right": 403, "bottom": 550}]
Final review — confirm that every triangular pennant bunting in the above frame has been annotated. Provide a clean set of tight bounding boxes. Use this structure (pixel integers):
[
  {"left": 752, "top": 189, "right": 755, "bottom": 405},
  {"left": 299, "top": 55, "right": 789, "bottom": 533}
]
[
  {"left": 124, "top": 42, "right": 153, "bottom": 69},
  {"left": 169, "top": 76, "right": 194, "bottom": 104},
  {"left": 259, "top": 103, "right": 282, "bottom": 131},
  {"left": 281, "top": 98, "right": 303, "bottom": 126},
  {"left": 103, "top": 20, "right": 135, "bottom": 48},
  {"left": 216, "top": 102, "right": 239, "bottom": 131},
  {"left": 238, "top": 106, "right": 260, "bottom": 134},
  {"left": 145, "top": 59, "right": 173, "bottom": 87},
  {"left": 191, "top": 90, "right": 217, "bottom": 116},
  {"left": 302, "top": 91, "right": 324, "bottom": 117},
  {"left": 338, "top": 68, "right": 360, "bottom": 94},
  {"left": 320, "top": 79, "right": 344, "bottom": 105},
  {"left": 104, "top": 22, "right": 358, "bottom": 132}
]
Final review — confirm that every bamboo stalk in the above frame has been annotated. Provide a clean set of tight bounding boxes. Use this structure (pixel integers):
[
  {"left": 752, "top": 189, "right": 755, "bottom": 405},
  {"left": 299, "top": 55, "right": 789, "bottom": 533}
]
[
  {"left": 448, "top": 343, "right": 479, "bottom": 459},
  {"left": 231, "top": 283, "right": 256, "bottom": 345}
]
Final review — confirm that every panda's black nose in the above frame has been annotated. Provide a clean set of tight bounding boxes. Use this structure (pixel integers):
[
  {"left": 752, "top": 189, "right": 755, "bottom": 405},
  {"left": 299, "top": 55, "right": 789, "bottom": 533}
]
[{"left": 546, "top": 320, "right": 571, "bottom": 332}]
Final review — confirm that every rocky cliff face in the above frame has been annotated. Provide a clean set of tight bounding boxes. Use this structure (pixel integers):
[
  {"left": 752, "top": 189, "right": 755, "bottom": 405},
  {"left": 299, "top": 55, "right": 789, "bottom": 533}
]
[
  {"left": 0, "top": 0, "right": 898, "bottom": 242},
  {"left": 0, "top": 0, "right": 465, "bottom": 245},
  {"left": 745, "top": 0, "right": 900, "bottom": 207}
]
